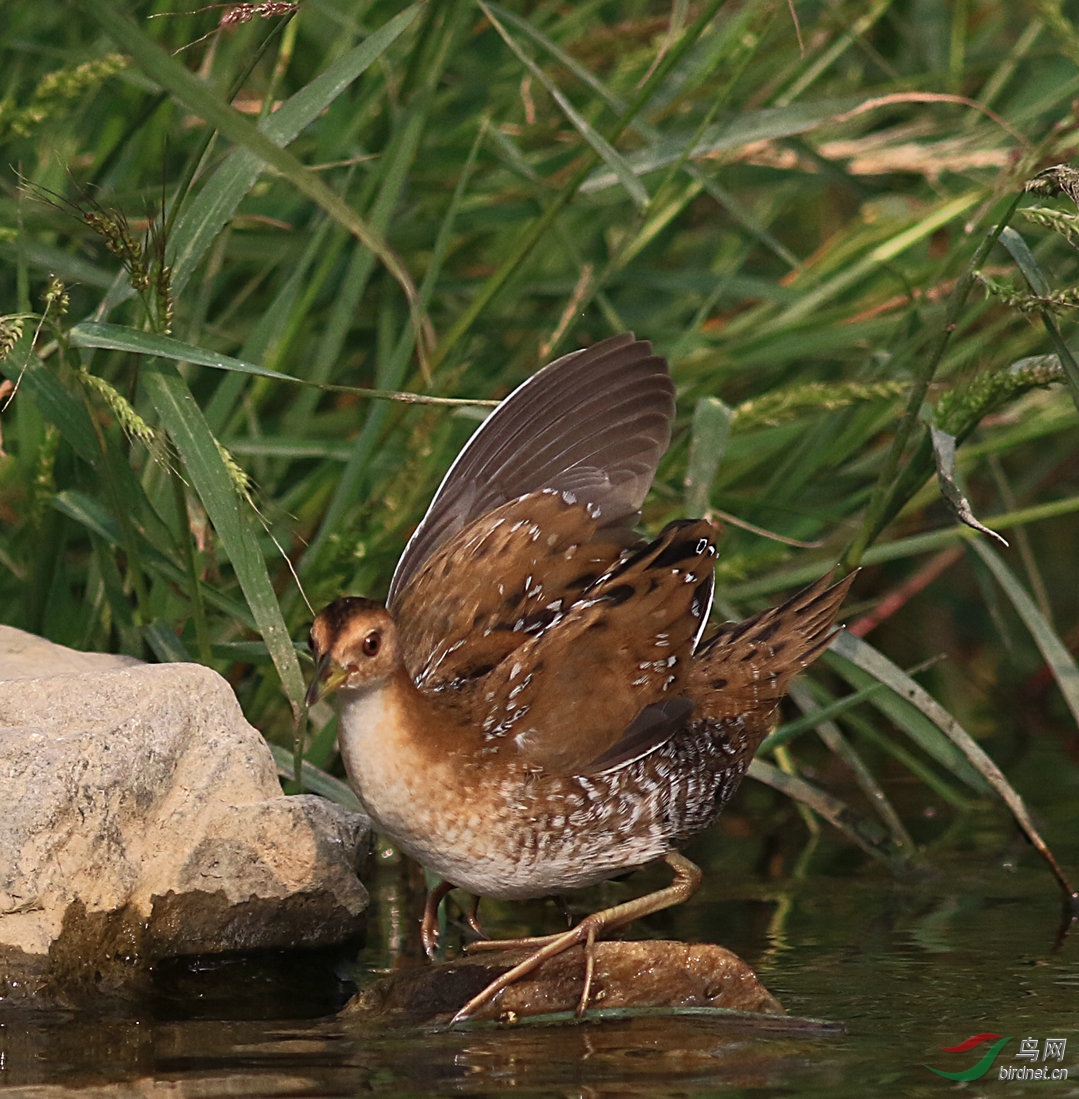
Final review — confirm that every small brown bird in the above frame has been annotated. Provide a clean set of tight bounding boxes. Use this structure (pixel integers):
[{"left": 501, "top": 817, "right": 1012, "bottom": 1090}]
[{"left": 307, "top": 333, "right": 853, "bottom": 1023}]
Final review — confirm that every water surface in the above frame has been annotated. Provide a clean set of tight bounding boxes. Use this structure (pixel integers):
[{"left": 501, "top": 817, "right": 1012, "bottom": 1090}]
[{"left": 3, "top": 732, "right": 1077, "bottom": 1097}]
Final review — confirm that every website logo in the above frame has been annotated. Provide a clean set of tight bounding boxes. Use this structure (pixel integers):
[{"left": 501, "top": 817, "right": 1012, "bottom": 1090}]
[
  {"left": 925, "top": 1033, "right": 1013, "bottom": 1081},
  {"left": 925, "top": 1033, "right": 1069, "bottom": 1083}
]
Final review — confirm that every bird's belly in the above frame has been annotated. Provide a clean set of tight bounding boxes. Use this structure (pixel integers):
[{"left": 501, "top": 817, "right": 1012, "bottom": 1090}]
[{"left": 339, "top": 691, "right": 747, "bottom": 900}]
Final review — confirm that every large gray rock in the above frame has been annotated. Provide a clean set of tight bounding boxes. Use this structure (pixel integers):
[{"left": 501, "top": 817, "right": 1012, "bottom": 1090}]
[{"left": 0, "top": 627, "right": 369, "bottom": 1004}]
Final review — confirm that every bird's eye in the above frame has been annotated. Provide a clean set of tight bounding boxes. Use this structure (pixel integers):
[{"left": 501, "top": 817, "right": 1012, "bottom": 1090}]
[{"left": 362, "top": 630, "right": 381, "bottom": 658}]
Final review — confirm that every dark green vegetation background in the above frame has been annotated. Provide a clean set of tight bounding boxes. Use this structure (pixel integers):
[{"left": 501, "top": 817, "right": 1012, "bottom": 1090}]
[{"left": 2, "top": 1, "right": 1078, "bottom": 874}]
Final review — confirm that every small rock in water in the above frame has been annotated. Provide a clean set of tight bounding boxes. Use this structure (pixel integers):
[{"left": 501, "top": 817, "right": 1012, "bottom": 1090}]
[{"left": 344, "top": 939, "right": 785, "bottom": 1024}]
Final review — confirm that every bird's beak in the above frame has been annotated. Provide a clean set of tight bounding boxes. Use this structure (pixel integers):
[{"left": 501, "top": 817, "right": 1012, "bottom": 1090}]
[{"left": 305, "top": 652, "right": 348, "bottom": 707}]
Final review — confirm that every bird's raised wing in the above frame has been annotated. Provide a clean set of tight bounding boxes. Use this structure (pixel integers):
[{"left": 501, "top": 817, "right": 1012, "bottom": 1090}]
[{"left": 388, "top": 333, "right": 673, "bottom": 608}]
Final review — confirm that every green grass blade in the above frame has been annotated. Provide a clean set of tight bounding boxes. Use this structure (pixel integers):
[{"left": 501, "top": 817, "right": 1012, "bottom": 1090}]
[
  {"left": 997, "top": 224, "right": 1079, "bottom": 411},
  {"left": 2, "top": 336, "right": 99, "bottom": 465},
  {"left": 763, "top": 678, "right": 890, "bottom": 750},
  {"left": 781, "top": 193, "right": 983, "bottom": 326},
  {"left": 140, "top": 360, "right": 305, "bottom": 709},
  {"left": 830, "top": 629, "right": 1076, "bottom": 897},
  {"left": 789, "top": 682, "right": 914, "bottom": 852},
  {"left": 747, "top": 759, "right": 894, "bottom": 862},
  {"left": 479, "top": 3, "right": 648, "bottom": 209},
  {"left": 168, "top": 6, "right": 422, "bottom": 295},
  {"left": 77, "top": 0, "right": 431, "bottom": 361},
  {"left": 67, "top": 323, "right": 489, "bottom": 408},
  {"left": 727, "top": 495, "right": 1079, "bottom": 601},
  {"left": 685, "top": 396, "right": 732, "bottom": 516},
  {"left": 582, "top": 97, "right": 866, "bottom": 195},
  {"left": 268, "top": 744, "right": 366, "bottom": 814},
  {"left": 997, "top": 224, "right": 1050, "bottom": 294},
  {"left": 72, "top": 322, "right": 303, "bottom": 382},
  {"left": 144, "top": 620, "right": 192, "bottom": 663},
  {"left": 52, "top": 489, "right": 255, "bottom": 625},
  {"left": 968, "top": 539, "right": 1079, "bottom": 728},
  {"left": 828, "top": 631, "right": 991, "bottom": 792}
]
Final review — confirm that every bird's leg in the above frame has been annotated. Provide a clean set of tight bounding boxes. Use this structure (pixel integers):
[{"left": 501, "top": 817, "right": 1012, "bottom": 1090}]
[
  {"left": 451, "top": 852, "right": 703, "bottom": 1025},
  {"left": 421, "top": 879, "right": 455, "bottom": 959}
]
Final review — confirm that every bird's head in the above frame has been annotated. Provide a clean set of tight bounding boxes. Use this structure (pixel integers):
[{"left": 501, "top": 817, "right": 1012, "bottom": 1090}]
[{"left": 305, "top": 596, "right": 399, "bottom": 706}]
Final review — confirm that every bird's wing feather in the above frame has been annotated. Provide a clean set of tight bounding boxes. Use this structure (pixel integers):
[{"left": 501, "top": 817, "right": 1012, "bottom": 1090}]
[{"left": 388, "top": 333, "right": 673, "bottom": 606}]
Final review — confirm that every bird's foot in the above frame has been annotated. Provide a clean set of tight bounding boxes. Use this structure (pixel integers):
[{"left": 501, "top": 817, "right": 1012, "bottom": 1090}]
[
  {"left": 422, "top": 883, "right": 488, "bottom": 957},
  {"left": 451, "top": 915, "right": 602, "bottom": 1025},
  {"left": 421, "top": 880, "right": 456, "bottom": 959},
  {"left": 449, "top": 851, "right": 702, "bottom": 1026},
  {"left": 464, "top": 895, "right": 487, "bottom": 941}
]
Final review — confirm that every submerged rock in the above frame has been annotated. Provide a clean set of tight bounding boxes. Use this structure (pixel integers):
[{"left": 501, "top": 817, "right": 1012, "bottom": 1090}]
[
  {"left": 346, "top": 939, "right": 785, "bottom": 1024},
  {"left": 0, "top": 627, "right": 369, "bottom": 1005}
]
